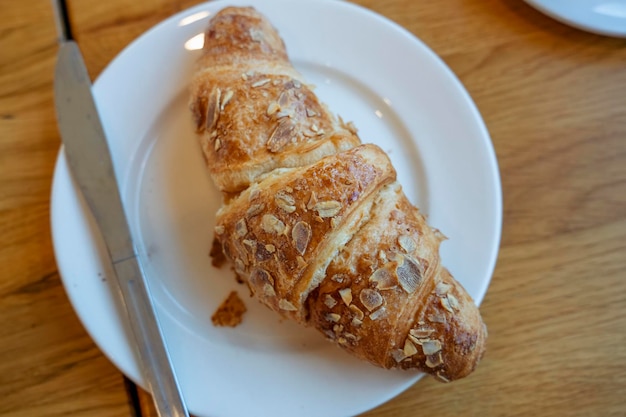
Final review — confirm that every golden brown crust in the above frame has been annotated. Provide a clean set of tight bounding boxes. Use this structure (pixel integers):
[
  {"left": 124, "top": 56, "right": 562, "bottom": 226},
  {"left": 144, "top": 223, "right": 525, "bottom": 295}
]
[
  {"left": 215, "top": 145, "right": 396, "bottom": 321},
  {"left": 194, "top": 7, "right": 487, "bottom": 382},
  {"left": 190, "top": 7, "right": 360, "bottom": 193}
]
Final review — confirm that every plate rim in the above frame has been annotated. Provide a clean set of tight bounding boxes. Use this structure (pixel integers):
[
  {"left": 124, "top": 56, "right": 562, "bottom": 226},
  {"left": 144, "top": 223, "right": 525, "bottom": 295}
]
[{"left": 524, "top": 0, "right": 626, "bottom": 38}]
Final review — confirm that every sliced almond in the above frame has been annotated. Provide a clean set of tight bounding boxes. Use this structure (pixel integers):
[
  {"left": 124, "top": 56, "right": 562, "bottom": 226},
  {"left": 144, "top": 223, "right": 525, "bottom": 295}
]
[
  {"left": 326, "top": 313, "right": 340, "bottom": 322},
  {"left": 409, "top": 326, "right": 434, "bottom": 339},
  {"left": 338, "top": 288, "right": 352, "bottom": 306},
  {"left": 359, "top": 288, "right": 383, "bottom": 312},
  {"left": 351, "top": 317, "right": 363, "bottom": 327},
  {"left": 296, "top": 255, "right": 307, "bottom": 270},
  {"left": 349, "top": 304, "right": 364, "bottom": 320},
  {"left": 261, "top": 214, "right": 285, "bottom": 235},
  {"left": 246, "top": 203, "right": 265, "bottom": 218},
  {"left": 307, "top": 191, "right": 318, "bottom": 210},
  {"left": 397, "top": 235, "right": 416, "bottom": 253},
  {"left": 234, "top": 258, "right": 245, "bottom": 274},
  {"left": 428, "top": 313, "right": 447, "bottom": 324},
  {"left": 263, "top": 283, "right": 276, "bottom": 298},
  {"left": 205, "top": 87, "right": 221, "bottom": 131},
  {"left": 426, "top": 352, "right": 444, "bottom": 368},
  {"left": 369, "top": 307, "right": 386, "bottom": 321},
  {"left": 235, "top": 219, "right": 248, "bottom": 238},
  {"left": 314, "top": 200, "right": 342, "bottom": 218},
  {"left": 276, "top": 190, "right": 296, "bottom": 213},
  {"left": 396, "top": 255, "right": 423, "bottom": 294},
  {"left": 252, "top": 78, "right": 270, "bottom": 88},
  {"left": 291, "top": 221, "right": 312, "bottom": 255},
  {"left": 369, "top": 267, "right": 398, "bottom": 290},
  {"left": 436, "top": 372, "right": 450, "bottom": 383},
  {"left": 214, "top": 225, "right": 225, "bottom": 235},
  {"left": 435, "top": 282, "right": 452, "bottom": 296},
  {"left": 250, "top": 268, "right": 274, "bottom": 286},
  {"left": 447, "top": 294, "right": 460, "bottom": 311},
  {"left": 403, "top": 339, "right": 418, "bottom": 357},
  {"left": 220, "top": 89, "right": 234, "bottom": 110},
  {"left": 391, "top": 349, "right": 406, "bottom": 363},
  {"left": 267, "top": 119, "right": 295, "bottom": 153},
  {"left": 422, "top": 339, "right": 442, "bottom": 355},
  {"left": 279, "top": 299, "right": 297, "bottom": 311},
  {"left": 324, "top": 294, "right": 337, "bottom": 309},
  {"left": 267, "top": 102, "right": 280, "bottom": 116},
  {"left": 440, "top": 296, "right": 454, "bottom": 313}
]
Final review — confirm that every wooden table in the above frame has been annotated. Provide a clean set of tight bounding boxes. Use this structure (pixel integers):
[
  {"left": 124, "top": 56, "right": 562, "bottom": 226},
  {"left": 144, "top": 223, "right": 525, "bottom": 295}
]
[{"left": 1, "top": 0, "right": 625, "bottom": 416}]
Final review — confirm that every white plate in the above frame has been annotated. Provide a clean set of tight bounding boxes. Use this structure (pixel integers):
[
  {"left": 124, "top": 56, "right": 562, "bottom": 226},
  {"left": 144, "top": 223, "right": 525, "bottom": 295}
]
[
  {"left": 51, "top": 1, "right": 501, "bottom": 416},
  {"left": 525, "top": 0, "right": 626, "bottom": 37}
]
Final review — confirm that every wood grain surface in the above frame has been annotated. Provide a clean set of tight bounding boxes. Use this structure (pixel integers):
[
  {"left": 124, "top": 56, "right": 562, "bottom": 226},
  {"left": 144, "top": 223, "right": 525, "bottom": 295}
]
[{"left": 1, "top": 0, "right": 625, "bottom": 416}]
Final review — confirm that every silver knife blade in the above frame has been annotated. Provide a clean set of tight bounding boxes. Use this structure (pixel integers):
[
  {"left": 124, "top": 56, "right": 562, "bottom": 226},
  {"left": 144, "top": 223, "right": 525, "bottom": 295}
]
[{"left": 54, "top": 41, "right": 188, "bottom": 417}]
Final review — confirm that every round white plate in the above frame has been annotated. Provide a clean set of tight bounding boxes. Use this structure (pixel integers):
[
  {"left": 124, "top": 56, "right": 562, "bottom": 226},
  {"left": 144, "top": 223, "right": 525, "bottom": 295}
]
[
  {"left": 525, "top": 0, "right": 626, "bottom": 37},
  {"left": 51, "top": 1, "right": 501, "bottom": 416}
]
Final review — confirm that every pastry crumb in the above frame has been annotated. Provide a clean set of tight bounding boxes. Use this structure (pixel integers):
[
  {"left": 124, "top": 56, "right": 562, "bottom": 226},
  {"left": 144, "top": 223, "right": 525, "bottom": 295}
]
[
  {"left": 211, "top": 291, "right": 247, "bottom": 327},
  {"left": 210, "top": 236, "right": 227, "bottom": 268}
]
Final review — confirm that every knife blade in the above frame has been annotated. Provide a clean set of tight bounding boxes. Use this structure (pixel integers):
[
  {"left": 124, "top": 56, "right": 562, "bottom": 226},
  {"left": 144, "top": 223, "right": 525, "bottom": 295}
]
[{"left": 54, "top": 41, "right": 189, "bottom": 417}]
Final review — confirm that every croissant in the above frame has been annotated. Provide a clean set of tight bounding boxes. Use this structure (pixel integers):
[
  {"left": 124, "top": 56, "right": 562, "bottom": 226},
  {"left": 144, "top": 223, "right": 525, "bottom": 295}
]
[{"left": 190, "top": 7, "right": 487, "bottom": 382}]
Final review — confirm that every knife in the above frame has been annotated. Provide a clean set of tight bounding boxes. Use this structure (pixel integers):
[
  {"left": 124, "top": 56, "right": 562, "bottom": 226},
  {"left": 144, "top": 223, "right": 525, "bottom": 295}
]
[{"left": 52, "top": 8, "right": 189, "bottom": 417}]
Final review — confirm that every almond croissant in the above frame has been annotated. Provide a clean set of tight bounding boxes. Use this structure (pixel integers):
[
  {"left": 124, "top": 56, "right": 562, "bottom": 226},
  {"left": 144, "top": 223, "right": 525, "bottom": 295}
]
[{"left": 190, "top": 7, "right": 487, "bottom": 382}]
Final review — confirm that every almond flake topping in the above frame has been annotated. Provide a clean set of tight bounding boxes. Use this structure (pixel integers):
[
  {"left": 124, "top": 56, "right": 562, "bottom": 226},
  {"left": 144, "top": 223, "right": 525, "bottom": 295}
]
[
  {"left": 428, "top": 313, "right": 447, "bottom": 324},
  {"left": 324, "top": 295, "right": 337, "bottom": 309},
  {"left": 403, "top": 339, "right": 418, "bottom": 357},
  {"left": 235, "top": 219, "right": 248, "bottom": 238},
  {"left": 440, "top": 296, "right": 454, "bottom": 313},
  {"left": 263, "top": 283, "right": 276, "bottom": 298},
  {"left": 409, "top": 326, "right": 435, "bottom": 339},
  {"left": 265, "top": 244, "right": 276, "bottom": 253},
  {"left": 250, "top": 268, "right": 274, "bottom": 286},
  {"left": 267, "top": 119, "right": 295, "bottom": 153},
  {"left": 391, "top": 349, "right": 406, "bottom": 363},
  {"left": 349, "top": 304, "right": 364, "bottom": 320},
  {"left": 275, "top": 190, "right": 296, "bottom": 213},
  {"left": 426, "top": 352, "right": 444, "bottom": 368},
  {"left": 314, "top": 200, "right": 342, "bottom": 218},
  {"left": 220, "top": 89, "right": 234, "bottom": 110},
  {"left": 246, "top": 203, "right": 265, "bottom": 218},
  {"left": 307, "top": 191, "right": 318, "bottom": 210},
  {"left": 279, "top": 299, "right": 297, "bottom": 311},
  {"left": 252, "top": 78, "right": 270, "bottom": 88},
  {"left": 422, "top": 339, "right": 442, "bottom": 355},
  {"left": 267, "top": 102, "right": 280, "bottom": 116},
  {"left": 398, "top": 235, "right": 416, "bottom": 253},
  {"left": 369, "top": 267, "right": 398, "bottom": 290},
  {"left": 306, "top": 108, "right": 317, "bottom": 117},
  {"left": 396, "top": 255, "right": 423, "bottom": 294},
  {"left": 369, "top": 307, "right": 386, "bottom": 321},
  {"left": 447, "top": 294, "right": 460, "bottom": 311},
  {"left": 351, "top": 318, "right": 363, "bottom": 327},
  {"left": 435, "top": 282, "right": 452, "bottom": 296},
  {"left": 360, "top": 289, "right": 383, "bottom": 311},
  {"left": 292, "top": 221, "right": 312, "bottom": 255},
  {"left": 214, "top": 138, "right": 222, "bottom": 151},
  {"left": 326, "top": 313, "right": 340, "bottom": 322},
  {"left": 296, "top": 256, "right": 307, "bottom": 270},
  {"left": 436, "top": 372, "right": 450, "bottom": 383},
  {"left": 338, "top": 288, "right": 352, "bottom": 306},
  {"left": 261, "top": 214, "right": 285, "bottom": 235},
  {"left": 214, "top": 225, "right": 225, "bottom": 235},
  {"left": 205, "top": 87, "right": 221, "bottom": 131}
]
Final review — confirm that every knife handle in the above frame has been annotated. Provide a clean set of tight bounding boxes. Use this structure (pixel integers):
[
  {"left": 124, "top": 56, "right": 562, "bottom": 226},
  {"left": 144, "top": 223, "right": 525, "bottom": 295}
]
[{"left": 113, "top": 257, "right": 189, "bottom": 417}]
